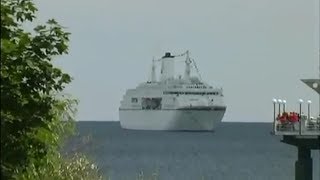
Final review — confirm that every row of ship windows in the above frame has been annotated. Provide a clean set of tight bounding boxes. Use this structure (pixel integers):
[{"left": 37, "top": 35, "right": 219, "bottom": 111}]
[
  {"left": 170, "top": 86, "right": 213, "bottom": 89},
  {"left": 186, "top": 86, "right": 207, "bottom": 89},
  {"left": 163, "top": 91, "right": 219, "bottom": 95},
  {"left": 131, "top": 92, "right": 220, "bottom": 105}
]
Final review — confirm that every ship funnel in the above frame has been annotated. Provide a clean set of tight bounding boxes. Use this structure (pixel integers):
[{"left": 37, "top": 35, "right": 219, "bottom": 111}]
[
  {"left": 160, "top": 52, "right": 175, "bottom": 82},
  {"left": 163, "top": 52, "right": 174, "bottom": 58}
]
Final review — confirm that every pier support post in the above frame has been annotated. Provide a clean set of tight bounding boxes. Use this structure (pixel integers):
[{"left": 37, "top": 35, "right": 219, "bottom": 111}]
[
  {"left": 281, "top": 135, "right": 320, "bottom": 180},
  {"left": 295, "top": 147, "right": 312, "bottom": 180}
]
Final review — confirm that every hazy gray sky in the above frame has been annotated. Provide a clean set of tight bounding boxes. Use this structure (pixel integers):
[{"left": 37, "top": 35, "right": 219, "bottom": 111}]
[{"left": 35, "top": 0, "right": 319, "bottom": 122}]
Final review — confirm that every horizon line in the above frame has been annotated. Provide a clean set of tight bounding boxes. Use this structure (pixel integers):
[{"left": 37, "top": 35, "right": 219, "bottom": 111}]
[{"left": 75, "top": 120, "right": 272, "bottom": 123}]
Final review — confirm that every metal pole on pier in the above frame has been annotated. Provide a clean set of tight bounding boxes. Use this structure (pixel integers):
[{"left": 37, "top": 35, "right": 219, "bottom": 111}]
[
  {"left": 318, "top": 0, "right": 320, "bottom": 117},
  {"left": 307, "top": 100, "right": 311, "bottom": 120},
  {"left": 272, "top": 99, "right": 277, "bottom": 133},
  {"left": 318, "top": 0, "right": 320, "bottom": 115},
  {"left": 283, "top": 100, "right": 286, "bottom": 113},
  {"left": 278, "top": 99, "right": 282, "bottom": 116},
  {"left": 298, "top": 99, "right": 303, "bottom": 135}
]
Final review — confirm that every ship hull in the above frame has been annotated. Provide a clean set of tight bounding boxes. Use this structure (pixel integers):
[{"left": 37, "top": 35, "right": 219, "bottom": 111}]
[{"left": 119, "top": 108, "right": 226, "bottom": 131}]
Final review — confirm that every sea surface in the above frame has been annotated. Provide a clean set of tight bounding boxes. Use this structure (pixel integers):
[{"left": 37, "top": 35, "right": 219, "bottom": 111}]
[{"left": 64, "top": 122, "right": 320, "bottom": 180}]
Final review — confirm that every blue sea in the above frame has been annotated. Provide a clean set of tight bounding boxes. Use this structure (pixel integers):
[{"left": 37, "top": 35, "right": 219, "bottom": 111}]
[{"left": 64, "top": 122, "right": 320, "bottom": 180}]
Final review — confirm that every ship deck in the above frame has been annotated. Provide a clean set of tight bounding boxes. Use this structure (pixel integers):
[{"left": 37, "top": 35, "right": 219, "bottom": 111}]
[{"left": 272, "top": 120, "right": 320, "bottom": 136}]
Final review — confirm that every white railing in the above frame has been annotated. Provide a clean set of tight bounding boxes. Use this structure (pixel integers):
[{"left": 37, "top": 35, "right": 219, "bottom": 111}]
[
  {"left": 274, "top": 117, "right": 320, "bottom": 135},
  {"left": 305, "top": 119, "right": 320, "bottom": 132},
  {"left": 272, "top": 98, "right": 320, "bottom": 135}
]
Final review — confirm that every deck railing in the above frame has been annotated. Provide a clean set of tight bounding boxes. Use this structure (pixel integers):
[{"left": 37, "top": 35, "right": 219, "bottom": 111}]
[
  {"left": 272, "top": 99, "right": 320, "bottom": 136},
  {"left": 274, "top": 118, "right": 320, "bottom": 135}
]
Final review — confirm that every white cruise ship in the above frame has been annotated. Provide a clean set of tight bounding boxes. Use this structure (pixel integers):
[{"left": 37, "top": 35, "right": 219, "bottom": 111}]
[{"left": 119, "top": 51, "right": 226, "bottom": 130}]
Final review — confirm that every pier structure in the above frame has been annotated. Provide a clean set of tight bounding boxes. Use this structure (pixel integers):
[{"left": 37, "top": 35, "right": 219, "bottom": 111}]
[{"left": 272, "top": 79, "right": 320, "bottom": 180}]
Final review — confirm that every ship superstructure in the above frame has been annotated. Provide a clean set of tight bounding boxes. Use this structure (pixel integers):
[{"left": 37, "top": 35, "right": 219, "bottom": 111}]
[{"left": 119, "top": 51, "right": 226, "bottom": 130}]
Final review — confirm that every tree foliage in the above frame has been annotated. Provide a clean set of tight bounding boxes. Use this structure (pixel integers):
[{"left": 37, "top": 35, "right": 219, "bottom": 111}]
[{"left": 1, "top": 0, "right": 102, "bottom": 179}]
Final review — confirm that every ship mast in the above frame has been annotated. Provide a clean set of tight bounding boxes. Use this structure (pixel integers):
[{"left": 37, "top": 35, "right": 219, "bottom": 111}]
[
  {"left": 184, "top": 50, "right": 191, "bottom": 81},
  {"left": 151, "top": 58, "right": 156, "bottom": 82}
]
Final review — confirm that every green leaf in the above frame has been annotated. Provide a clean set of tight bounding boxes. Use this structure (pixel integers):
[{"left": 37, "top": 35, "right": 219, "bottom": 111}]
[
  {"left": 47, "top": 19, "right": 57, "bottom": 25},
  {"left": 1, "top": 39, "right": 16, "bottom": 53}
]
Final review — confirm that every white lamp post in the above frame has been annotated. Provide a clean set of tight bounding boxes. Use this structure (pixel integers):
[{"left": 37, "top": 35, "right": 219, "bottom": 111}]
[
  {"left": 272, "top": 98, "right": 278, "bottom": 133},
  {"left": 278, "top": 99, "right": 282, "bottom": 116},
  {"left": 307, "top": 100, "right": 312, "bottom": 120},
  {"left": 298, "top": 99, "right": 303, "bottom": 134},
  {"left": 282, "top": 100, "right": 286, "bottom": 112},
  {"left": 273, "top": 99, "right": 277, "bottom": 119},
  {"left": 299, "top": 99, "right": 304, "bottom": 115}
]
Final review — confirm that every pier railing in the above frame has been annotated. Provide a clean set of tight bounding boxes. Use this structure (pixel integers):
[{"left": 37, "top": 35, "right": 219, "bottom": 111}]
[
  {"left": 272, "top": 99, "right": 320, "bottom": 136},
  {"left": 274, "top": 117, "right": 320, "bottom": 135}
]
